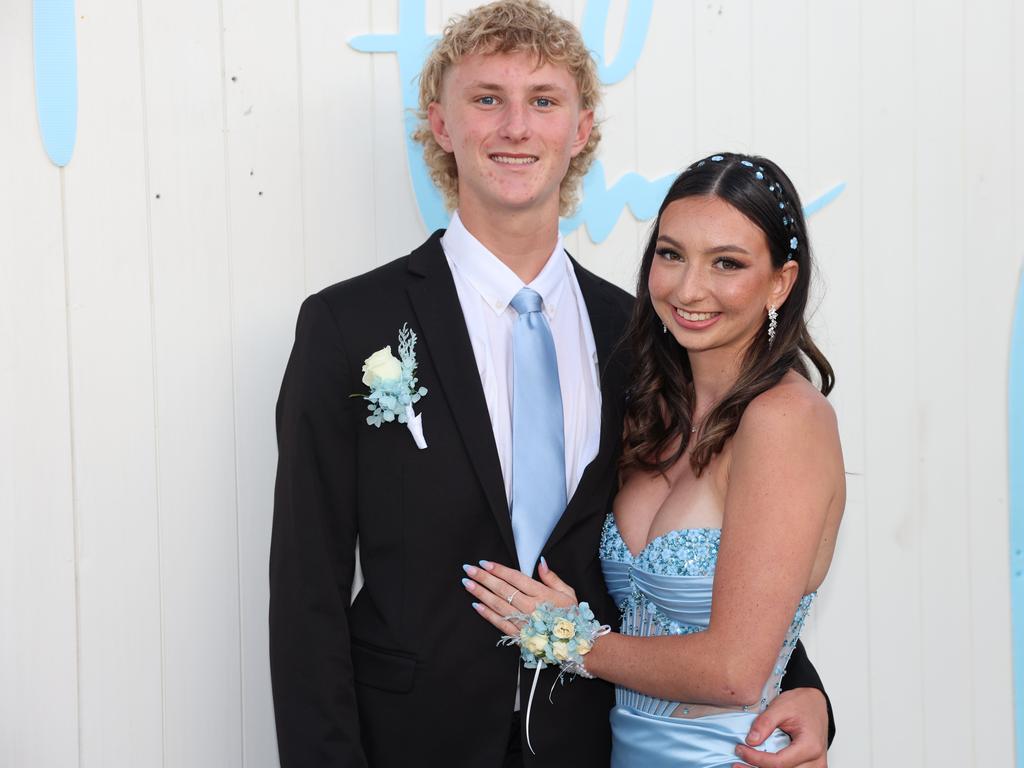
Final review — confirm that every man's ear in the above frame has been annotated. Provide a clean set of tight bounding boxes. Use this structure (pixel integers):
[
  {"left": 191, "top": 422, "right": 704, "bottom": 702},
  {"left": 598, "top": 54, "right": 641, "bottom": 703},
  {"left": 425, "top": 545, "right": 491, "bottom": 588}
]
[
  {"left": 771, "top": 260, "right": 799, "bottom": 310},
  {"left": 427, "top": 102, "right": 454, "bottom": 153},
  {"left": 570, "top": 109, "right": 594, "bottom": 158}
]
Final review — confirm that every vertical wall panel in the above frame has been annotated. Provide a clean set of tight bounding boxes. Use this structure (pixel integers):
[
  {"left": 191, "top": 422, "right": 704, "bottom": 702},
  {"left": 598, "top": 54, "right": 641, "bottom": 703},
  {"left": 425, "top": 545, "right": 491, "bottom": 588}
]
[
  {"left": 570, "top": 0, "right": 643, "bottom": 289},
  {"left": 219, "top": 2, "right": 306, "bottom": 764},
  {"left": 138, "top": 0, "right": 243, "bottom": 766},
  {"left": 913, "top": 1, "right": 973, "bottom": 764},
  {"left": 694, "top": 0, "right": 753, "bottom": 155},
  {"left": 751, "top": 0, "right": 808, "bottom": 179},
  {"left": 576, "top": 78, "right": 642, "bottom": 287},
  {"left": 0, "top": 5, "right": 79, "bottom": 767},
  {"left": 1016, "top": 3, "right": 1024, "bottom": 761},
  {"left": 369, "top": 1, "right": 429, "bottom": 264},
  {"left": 635, "top": 1, "right": 695, "bottom": 187},
  {"left": 64, "top": 1, "right": 164, "bottom": 765},
  {"left": 964, "top": 0, "right": 1016, "bottom": 763},
  {"left": 805, "top": 3, "right": 870, "bottom": 765},
  {"left": 860, "top": 0, "right": 922, "bottom": 764},
  {"left": 298, "top": 1, "right": 376, "bottom": 291}
]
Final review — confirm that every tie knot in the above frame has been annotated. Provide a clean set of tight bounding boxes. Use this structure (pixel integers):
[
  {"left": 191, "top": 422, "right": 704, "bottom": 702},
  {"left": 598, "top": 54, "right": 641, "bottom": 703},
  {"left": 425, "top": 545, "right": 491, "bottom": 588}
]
[{"left": 510, "top": 288, "right": 544, "bottom": 316}]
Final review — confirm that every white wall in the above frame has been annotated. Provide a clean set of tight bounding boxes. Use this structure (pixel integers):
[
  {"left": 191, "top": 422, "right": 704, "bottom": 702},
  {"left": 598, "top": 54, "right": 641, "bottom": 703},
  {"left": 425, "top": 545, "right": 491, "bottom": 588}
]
[{"left": 1, "top": 1, "right": 1020, "bottom": 766}]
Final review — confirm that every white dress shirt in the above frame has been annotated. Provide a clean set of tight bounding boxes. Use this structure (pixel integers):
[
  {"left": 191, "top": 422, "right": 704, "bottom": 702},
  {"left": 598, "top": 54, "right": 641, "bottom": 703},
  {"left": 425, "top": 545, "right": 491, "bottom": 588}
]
[{"left": 441, "top": 211, "right": 602, "bottom": 507}]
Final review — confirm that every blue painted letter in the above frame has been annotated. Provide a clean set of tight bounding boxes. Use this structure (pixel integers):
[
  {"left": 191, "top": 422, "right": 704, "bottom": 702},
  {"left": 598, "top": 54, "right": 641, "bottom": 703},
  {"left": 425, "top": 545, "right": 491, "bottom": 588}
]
[
  {"left": 34, "top": 0, "right": 78, "bottom": 167},
  {"left": 1011, "top": 268, "right": 1024, "bottom": 767}
]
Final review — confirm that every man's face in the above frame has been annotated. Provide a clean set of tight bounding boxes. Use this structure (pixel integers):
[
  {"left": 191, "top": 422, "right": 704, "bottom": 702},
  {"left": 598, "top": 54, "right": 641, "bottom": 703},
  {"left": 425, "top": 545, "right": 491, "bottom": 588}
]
[{"left": 428, "top": 51, "right": 594, "bottom": 221}]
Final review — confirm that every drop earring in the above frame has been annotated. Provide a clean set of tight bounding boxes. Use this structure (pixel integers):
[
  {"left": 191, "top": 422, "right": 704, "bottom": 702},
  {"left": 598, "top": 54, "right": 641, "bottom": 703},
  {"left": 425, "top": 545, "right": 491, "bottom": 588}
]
[
  {"left": 662, "top": 322, "right": 667, "bottom": 334},
  {"left": 767, "top": 305, "right": 778, "bottom": 349}
]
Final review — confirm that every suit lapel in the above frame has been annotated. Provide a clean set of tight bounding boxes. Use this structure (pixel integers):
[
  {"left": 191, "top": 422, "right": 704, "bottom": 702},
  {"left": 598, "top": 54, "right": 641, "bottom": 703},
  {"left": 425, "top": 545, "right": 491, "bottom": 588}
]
[
  {"left": 539, "top": 259, "right": 630, "bottom": 560},
  {"left": 405, "top": 233, "right": 516, "bottom": 558}
]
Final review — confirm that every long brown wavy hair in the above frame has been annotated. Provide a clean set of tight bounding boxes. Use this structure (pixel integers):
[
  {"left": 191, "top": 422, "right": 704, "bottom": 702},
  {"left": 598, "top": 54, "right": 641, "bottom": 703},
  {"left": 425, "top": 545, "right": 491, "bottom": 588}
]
[{"left": 620, "top": 153, "right": 835, "bottom": 477}]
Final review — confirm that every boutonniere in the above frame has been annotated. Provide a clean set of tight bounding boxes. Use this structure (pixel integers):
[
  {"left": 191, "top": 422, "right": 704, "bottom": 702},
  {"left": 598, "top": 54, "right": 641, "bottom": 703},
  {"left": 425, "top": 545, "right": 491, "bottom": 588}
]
[{"left": 359, "top": 324, "right": 428, "bottom": 449}]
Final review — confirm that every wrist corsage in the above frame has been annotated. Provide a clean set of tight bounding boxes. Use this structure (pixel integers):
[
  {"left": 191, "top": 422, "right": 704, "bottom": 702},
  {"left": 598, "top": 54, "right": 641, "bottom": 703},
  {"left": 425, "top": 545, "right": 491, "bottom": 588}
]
[
  {"left": 499, "top": 602, "right": 610, "bottom": 754},
  {"left": 502, "top": 601, "right": 608, "bottom": 677}
]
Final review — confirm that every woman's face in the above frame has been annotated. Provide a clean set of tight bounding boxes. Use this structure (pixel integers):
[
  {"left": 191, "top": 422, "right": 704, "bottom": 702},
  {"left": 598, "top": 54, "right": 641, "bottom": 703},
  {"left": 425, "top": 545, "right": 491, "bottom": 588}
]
[{"left": 648, "top": 195, "right": 795, "bottom": 360}]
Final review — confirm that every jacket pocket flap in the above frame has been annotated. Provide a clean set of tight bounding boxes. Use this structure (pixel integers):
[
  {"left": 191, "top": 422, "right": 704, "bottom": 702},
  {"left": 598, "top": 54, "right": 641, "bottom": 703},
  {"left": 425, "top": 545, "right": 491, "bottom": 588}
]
[{"left": 352, "top": 642, "right": 416, "bottom": 693}]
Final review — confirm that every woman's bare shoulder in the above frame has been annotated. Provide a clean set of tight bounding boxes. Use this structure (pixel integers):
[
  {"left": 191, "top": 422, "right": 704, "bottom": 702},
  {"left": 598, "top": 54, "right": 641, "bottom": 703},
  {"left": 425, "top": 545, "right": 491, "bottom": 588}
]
[{"left": 735, "top": 372, "right": 838, "bottom": 449}]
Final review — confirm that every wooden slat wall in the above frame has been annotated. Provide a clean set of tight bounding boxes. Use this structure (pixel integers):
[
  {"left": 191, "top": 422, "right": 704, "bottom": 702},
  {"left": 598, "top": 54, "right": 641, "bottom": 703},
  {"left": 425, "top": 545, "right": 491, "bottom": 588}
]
[
  {"left": 1, "top": 1, "right": 1018, "bottom": 765},
  {"left": 0, "top": 3, "right": 79, "bottom": 767}
]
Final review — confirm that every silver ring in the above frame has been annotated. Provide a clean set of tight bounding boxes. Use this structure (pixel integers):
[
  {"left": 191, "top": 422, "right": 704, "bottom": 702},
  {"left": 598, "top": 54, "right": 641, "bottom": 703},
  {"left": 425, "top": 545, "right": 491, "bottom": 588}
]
[{"left": 507, "top": 589, "right": 519, "bottom": 605}]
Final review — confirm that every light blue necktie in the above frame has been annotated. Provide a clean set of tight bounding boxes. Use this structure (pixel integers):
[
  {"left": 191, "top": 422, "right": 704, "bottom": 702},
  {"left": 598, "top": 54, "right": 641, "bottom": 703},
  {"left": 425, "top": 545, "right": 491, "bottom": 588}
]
[{"left": 510, "top": 288, "right": 567, "bottom": 575}]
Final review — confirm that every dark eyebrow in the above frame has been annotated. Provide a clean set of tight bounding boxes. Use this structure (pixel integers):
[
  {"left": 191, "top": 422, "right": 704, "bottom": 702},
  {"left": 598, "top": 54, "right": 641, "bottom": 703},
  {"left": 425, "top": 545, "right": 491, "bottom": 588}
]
[
  {"left": 655, "top": 235, "right": 750, "bottom": 256},
  {"left": 704, "top": 244, "right": 750, "bottom": 255}
]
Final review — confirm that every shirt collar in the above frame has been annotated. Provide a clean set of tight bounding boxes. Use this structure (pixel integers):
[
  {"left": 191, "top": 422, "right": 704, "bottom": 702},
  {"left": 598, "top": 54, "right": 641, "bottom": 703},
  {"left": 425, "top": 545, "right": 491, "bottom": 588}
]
[{"left": 441, "top": 210, "right": 570, "bottom": 319}]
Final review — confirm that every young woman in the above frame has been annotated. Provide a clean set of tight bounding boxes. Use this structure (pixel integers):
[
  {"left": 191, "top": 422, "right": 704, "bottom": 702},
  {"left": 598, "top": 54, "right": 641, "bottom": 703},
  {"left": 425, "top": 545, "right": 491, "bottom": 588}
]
[{"left": 465, "top": 153, "right": 845, "bottom": 767}]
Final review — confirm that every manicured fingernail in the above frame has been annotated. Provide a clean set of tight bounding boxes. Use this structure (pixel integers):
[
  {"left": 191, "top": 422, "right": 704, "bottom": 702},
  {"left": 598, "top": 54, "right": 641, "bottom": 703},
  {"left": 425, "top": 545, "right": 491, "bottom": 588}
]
[
  {"left": 461, "top": 578, "right": 474, "bottom": 590},
  {"left": 471, "top": 602, "right": 483, "bottom": 612},
  {"left": 462, "top": 563, "right": 475, "bottom": 575},
  {"left": 747, "top": 731, "right": 760, "bottom": 743},
  {"left": 479, "top": 559, "right": 493, "bottom": 570},
  {"left": 539, "top": 556, "right": 547, "bottom": 569}
]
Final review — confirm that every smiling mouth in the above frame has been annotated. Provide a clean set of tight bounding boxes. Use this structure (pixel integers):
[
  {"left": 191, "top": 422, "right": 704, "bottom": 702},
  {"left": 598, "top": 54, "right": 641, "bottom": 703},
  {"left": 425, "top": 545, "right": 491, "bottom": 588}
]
[
  {"left": 676, "top": 309, "right": 720, "bottom": 321},
  {"left": 490, "top": 153, "right": 538, "bottom": 165}
]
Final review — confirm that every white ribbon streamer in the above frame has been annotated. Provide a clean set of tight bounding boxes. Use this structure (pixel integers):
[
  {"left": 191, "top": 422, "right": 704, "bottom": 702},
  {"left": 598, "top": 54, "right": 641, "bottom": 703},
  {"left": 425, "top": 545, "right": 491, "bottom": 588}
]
[
  {"left": 404, "top": 403, "right": 427, "bottom": 449},
  {"left": 525, "top": 661, "right": 544, "bottom": 755}
]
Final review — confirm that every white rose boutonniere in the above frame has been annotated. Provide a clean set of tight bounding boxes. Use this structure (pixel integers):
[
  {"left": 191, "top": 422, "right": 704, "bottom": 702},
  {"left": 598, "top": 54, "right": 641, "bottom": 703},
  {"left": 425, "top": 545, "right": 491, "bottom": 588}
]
[
  {"left": 358, "top": 324, "right": 428, "bottom": 449},
  {"left": 361, "top": 347, "right": 402, "bottom": 387}
]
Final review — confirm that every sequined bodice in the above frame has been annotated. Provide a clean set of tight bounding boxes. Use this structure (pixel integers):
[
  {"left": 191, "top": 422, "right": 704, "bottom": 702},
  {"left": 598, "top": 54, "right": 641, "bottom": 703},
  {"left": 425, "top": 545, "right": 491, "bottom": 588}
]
[{"left": 598, "top": 513, "right": 814, "bottom": 717}]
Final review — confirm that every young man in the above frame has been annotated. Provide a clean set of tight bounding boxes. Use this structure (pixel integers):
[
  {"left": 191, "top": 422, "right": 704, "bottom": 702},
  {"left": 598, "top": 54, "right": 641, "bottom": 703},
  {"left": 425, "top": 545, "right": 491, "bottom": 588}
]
[{"left": 269, "top": 2, "right": 832, "bottom": 766}]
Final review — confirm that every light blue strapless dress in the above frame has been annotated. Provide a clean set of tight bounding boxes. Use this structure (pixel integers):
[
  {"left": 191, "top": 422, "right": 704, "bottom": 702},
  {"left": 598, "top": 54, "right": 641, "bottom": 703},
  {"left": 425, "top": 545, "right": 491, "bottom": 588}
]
[{"left": 598, "top": 513, "right": 815, "bottom": 768}]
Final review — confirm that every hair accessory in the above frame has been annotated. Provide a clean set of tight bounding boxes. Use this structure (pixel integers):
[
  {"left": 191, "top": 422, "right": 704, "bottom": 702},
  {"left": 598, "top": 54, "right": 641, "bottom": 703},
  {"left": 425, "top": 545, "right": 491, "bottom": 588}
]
[
  {"left": 684, "top": 154, "right": 801, "bottom": 262},
  {"left": 767, "top": 305, "right": 778, "bottom": 349}
]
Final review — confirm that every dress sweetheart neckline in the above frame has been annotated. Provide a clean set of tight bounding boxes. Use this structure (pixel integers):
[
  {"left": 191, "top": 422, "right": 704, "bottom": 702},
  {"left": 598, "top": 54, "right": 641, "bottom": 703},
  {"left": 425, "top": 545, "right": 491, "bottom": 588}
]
[{"left": 606, "top": 514, "right": 721, "bottom": 562}]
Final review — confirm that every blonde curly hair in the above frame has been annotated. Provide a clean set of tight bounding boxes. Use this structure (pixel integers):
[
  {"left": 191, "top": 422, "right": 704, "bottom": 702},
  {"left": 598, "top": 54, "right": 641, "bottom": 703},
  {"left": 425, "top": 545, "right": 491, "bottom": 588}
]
[{"left": 412, "top": 0, "right": 602, "bottom": 216}]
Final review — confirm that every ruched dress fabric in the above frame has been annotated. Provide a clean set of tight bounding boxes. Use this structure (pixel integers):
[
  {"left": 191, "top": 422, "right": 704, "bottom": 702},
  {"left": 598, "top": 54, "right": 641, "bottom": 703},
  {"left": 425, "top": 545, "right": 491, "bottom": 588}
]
[{"left": 598, "top": 514, "right": 815, "bottom": 768}]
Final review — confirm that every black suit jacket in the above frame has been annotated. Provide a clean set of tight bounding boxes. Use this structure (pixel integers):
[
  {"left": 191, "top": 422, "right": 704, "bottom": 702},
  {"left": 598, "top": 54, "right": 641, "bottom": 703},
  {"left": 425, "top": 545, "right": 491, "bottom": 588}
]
[{"left": 270, "top": 231, "right": 831, "bottom": 767}]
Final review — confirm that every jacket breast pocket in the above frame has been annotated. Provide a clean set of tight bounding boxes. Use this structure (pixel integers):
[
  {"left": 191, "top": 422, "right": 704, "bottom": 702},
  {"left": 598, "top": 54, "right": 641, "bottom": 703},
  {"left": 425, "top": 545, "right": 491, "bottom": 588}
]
[{"left": 352, "top": 640, "right": 416, "bottom": 693}]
